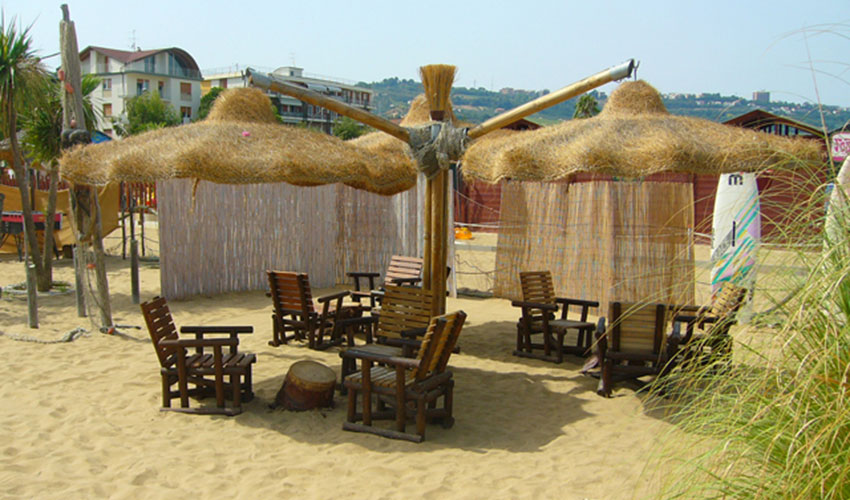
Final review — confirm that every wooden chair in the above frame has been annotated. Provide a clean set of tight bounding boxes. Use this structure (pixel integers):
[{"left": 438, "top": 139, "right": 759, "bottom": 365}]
[
  {"left": 140, "top": 296, "right": 256, "bottom": 416},
  {"left": 342, "top": 310, "right": 467, "bottom": 443},
  {"left": 669, "top": 284, "right": 747, "bottom": 368},
  {"left": 267, "top": 270, "right": 365, "bottom": 350},
  {"left": 512, "top": 271, "right": 599, "bottom": 363},
  {"left": 348, "top": 255, "right": 424, "bottom": 309},
  {"left": 594, "top": 302, "right": 679, "bottom": 397},
  {"left": 339, "top": 284, "right": 434, "bottom": 382}
]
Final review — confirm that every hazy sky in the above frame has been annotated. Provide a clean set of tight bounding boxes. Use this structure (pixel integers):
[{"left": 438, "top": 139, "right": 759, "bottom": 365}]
[{"left": 5, "top": 0, "right": 850, "bottom": 106}]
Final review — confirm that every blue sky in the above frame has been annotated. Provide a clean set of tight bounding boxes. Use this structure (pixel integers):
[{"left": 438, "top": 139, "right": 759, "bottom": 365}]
[{"left": 5, "top": 0, "right": 850, "bottom": 106}]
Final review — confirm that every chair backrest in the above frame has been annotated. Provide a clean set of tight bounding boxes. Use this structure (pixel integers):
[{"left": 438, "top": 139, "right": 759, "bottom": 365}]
[
  {"left": 267, "top": 271, "right": 314, "bottom": 318},
  {"left": 413, "top": 310, "right": 466, "bottom": 381},
  {"left": 140, "top": 296, "right": 179, "bottom": 368},
  {"left": 377, "top": 285, "right": 434, "bottom": 340},
  {"left": 709, "top": 283, "right": 747, "bottom": 319},
  {"left": 609, "top": 301, "right": 667, "bottom": 356},
  {"left": 519, "top": 271, "right": 556, "bottom": 306},
  {"left": 384, "top": 255, "right": 424, "bottom": 286}
]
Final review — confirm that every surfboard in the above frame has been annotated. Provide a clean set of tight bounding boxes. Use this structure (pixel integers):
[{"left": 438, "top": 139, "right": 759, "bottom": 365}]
[{"left": 711, "top": 173, "right": 761, "bottom": 300}]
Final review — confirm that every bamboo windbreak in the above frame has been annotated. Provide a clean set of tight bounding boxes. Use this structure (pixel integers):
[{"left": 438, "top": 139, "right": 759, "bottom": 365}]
[
  {"left": 494, "top": 178, "right": 695, "bottom": 313},
  {"left": 158, "top": 179, "right": 423, "bottom": 299}
]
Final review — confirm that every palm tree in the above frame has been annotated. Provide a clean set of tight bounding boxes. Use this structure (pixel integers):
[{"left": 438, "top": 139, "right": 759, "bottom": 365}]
[
  {"left": 573, "top": 93, "right": 600, "bottom": 119},
  {"left": 0, "top": 15, "right": 49, "bottom": 288},
  {"left": 22, "top": 74, "right": 99, "bottom": 290}
]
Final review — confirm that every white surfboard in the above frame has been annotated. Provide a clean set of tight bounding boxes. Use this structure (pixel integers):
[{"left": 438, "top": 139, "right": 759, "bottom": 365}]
[{"left": 711, "top": 173, "right": 761, "bottom": 309}]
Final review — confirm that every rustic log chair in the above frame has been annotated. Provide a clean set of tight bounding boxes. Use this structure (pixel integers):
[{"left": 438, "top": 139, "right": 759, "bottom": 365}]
[
  {"left": 140, "top": 296, "right": 256, "bottom": 416},
  {"left": 339, "top": 284, "right": 434, "bottom": 383},
  {"left": 342, "top": 310, "right": 467, "bottom": 443},
  {"left": 267, "top": 270, "right": 366, "bottom": 350},
  {"left": 348, "top": 255, "right": 424, "bottom": 310},
  {"left": 512, "top": 271, "right": 599, "bottom": 363},
  {"left": 669, "top": 283, "right": 747, "bottom": 368},
  {"left": 594, "top": 302, "right": 680, "bottom": 397}
]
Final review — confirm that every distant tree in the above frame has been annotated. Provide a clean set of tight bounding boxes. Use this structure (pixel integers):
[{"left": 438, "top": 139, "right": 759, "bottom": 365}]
[
  {"left": 333, "top": 116, "right": 368, "bottom": 140},
  {"left": 21, "top": 73, "right": 99, "bottom": 290},
  {"left": 573, "top": 94, "right": 600, "bottom": 119},
  {"left": 196, "top": 86, "right": 223, "bottom": 121},
  {"left": 119, "top": 90, "right": 180, "bottom": 136}
]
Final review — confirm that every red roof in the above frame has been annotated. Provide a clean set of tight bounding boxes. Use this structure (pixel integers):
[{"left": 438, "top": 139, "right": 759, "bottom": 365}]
[{"left": 79, "top": 46, "right": 200, "bottom": 72}]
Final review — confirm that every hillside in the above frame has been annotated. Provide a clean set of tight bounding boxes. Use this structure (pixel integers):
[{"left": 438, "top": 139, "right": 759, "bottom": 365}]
[{"left": 363, "top": 78, "right": 850, "bottom": 131}]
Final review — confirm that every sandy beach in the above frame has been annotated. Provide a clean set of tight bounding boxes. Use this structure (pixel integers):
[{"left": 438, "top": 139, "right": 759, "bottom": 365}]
[{"left": 0, "top": 233, "right": 718, "bottom": 500}]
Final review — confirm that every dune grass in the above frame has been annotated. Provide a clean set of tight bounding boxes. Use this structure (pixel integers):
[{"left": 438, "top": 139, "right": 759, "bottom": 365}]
[{"left": 651, "top": 158, "right": 850, "bottom": 499}]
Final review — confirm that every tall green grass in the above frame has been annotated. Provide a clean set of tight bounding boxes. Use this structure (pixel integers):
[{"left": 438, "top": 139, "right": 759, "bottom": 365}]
[{"left": 652, "top": 155, "right": 850, "bottom": 499}]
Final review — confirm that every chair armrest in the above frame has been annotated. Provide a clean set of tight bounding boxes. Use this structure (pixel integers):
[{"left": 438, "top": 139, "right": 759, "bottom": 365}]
[
  {"left": 555, "top": 297, "right": 599, "bottom": 309},
  {"left": 399, "top": 327, "right": 428, "bottom": 339},
  {"left": 341, "top": 349, "right": 421, "bottom": 369},
  {"left": 317, "top": 290, "right": 350, "bottom": 303},
  {"left": 180, "top": 325, "right": 253, "bottom": 335},
  {"left": 388, "top": 276, "right": 421, "bottom": 286},
  {"left": 511, "top": 300, "right": 558, "bottom": 312},
  {"left": 347, "top": 271, "right": 380, "bottom": 279},
  {"left": 161, "top": 338, "right": 238, "bottom": 348}
]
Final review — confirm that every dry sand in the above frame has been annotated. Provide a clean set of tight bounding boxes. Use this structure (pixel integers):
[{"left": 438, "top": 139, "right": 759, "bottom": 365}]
[{"left": 3, "top": 232, "right": 776, "bottom": 499}]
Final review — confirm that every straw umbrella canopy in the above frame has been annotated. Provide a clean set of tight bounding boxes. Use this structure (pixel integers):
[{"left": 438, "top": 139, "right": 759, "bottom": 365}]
[
  {"left": 460, "top": 81, "right": 822, "bottom": 182},
  {"left": 59, "top": 88, "right": 418, "bottom": 195}
]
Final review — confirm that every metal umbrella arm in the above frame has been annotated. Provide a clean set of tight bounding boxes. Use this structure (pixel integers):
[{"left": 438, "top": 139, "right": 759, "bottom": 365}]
[{"left": 247, "top": 59, "right": 635, "bottom": 178}]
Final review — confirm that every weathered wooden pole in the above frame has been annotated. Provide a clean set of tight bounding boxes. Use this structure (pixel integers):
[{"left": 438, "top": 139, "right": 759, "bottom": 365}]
[
  {"left": 130, "top": 238, "right": 140, "bottom": 304},
  {"left": 60, "top": 4, "right": 112, "bottom": 328},
  {"left": 26, "top": 262, "right": 38, "bottom": 328}
]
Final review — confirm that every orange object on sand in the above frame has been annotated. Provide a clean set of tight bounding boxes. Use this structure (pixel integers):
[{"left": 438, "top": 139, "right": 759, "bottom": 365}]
[{"left": 454, "top": 227, "right": 472, "bottom": 240}]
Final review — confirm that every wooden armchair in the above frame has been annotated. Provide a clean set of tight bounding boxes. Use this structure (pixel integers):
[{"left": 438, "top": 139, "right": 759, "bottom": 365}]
[
  {"left": 512, "top": 271, "right": 599, "bottom": 363},
  {"left": 339, "top": 284, "right": 434, "bottom": 382},
  {"left": 595, "top": 302, "right": 679, "bottom": 397},
  {"left": 141, "top": 296, "right": 256, "bottom": 416},
  {"left": 669, "top": 284, "right": 747, "bottom": 368},
  {"left": 267, "top": 270, "right": 365, "bottom": 350},
  {"left": 348, "top": 255, "right": 424, "bottom": 310},
  {"left": 342, "top": 310, "right": 467, "bottom": 443}
]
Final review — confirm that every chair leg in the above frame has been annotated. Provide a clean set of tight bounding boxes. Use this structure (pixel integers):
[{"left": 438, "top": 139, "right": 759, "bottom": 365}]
[
  {"left": 161, "top": 373, "right": 171, "bottom": 408},
  {"left": 442, "top": 380, "right": 455, "bottom": 428},
  {"left": 362, "top": 363, "right": 372, "bottom": 426},
  {"left": 346, "top": 386, "right": 358, "bottom": 423},
  {"left": 395, "top": 369, "right": 406, "bottom": 433},
  {"left": 231, "top": 373, "right": 241, "bottom": 410},
  {"left": 556, "top": 330, "right": 565, "bottom": 364},
  {"left": 416, "top": 396, "right": 427, "bottom": 440},
  {"left": 598, "top": 357, "right": 612, "bottom": 397}
]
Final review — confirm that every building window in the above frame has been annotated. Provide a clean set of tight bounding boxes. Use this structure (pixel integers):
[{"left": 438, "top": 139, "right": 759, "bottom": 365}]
[
  {"left": 103, "top": 103, "right": 112, "bottom": 117},
  {"left": 158, "top": 81, "right": 165, "bottom": 98},
  {"left": 219, "top": 78, "right": 227, "bottom": 89},
  {"left": 144, "top": 56, "right": 156, "bottom": 73},
  {"left": 180, "top": 82, "right": 192, "bottom": 100},
  {"left": 180, "top": 106, "right": 192, "bottom": 120},
  {"left": 102, "top": 78, "right": 112, "bottom": 90},
  {"left": 136, "top": 79, "right": 150, "bottom": 96}
]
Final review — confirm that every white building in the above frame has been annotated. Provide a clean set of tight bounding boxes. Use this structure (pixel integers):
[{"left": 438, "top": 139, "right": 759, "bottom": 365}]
[
  {"left": 202, "top": 66, "right": 374, "bottom": 133},
  {"left": 80, "top": 46, "right": 203, "bottom": 136}
]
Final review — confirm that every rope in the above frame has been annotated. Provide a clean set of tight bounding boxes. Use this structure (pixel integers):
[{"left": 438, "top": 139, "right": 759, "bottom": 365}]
[{"left": 0, "top": 327, "right": 88, "bottom": 344}]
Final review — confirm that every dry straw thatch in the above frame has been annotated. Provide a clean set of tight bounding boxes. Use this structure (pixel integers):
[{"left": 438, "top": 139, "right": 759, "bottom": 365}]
[
  {"left": 461, "top": 80, "right": 823, "bottom": 182},
  {"left": 59, "top": 88, "right": 417, "bottom": 195}
]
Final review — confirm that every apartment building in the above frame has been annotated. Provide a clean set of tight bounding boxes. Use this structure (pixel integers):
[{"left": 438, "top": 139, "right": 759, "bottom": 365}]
[
  {"left": 80, "top": 46, "right": 203, "bottom": 136},
  {"left": 202, "top": 65, "right": 373, "bottom": 133}
]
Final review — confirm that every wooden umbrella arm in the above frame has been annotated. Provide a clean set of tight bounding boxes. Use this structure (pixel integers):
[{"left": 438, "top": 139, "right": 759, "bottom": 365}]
[{"left": 247, "top": 69, "right": 410, "bottom": 143}]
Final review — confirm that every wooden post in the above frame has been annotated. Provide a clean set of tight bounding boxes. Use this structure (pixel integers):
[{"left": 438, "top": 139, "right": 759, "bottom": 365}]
[
  {"left": 430, "top": 169, "right": 448, "bottom": 316},
  {"left": 130, "top": 239, "right": 140, "bottom": 304},
  {"left": 448, "top": 168, "right": 457, "bottom": 299},
  {"left": 26, "top": 262, "right": 38, "bottom": 328},
  {"left": 60, "top": 5, "right": 112, "bottom": 328},
  {"left": 73, "top": 244, "right": 86, "bottom": 317},
  {"left": 423, "top": 176, "right": 433, "bottom": 291}
]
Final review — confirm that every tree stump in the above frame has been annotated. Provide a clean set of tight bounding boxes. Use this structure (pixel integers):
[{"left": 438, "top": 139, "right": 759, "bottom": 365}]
[{"left": 274, "top": 360, "right": 336, "bottom": 411}]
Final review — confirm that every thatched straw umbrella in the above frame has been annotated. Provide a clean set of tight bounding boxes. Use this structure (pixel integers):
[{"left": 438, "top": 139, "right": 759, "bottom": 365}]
[
  {"left": 461, "top": 81, "right": 822, "bottom": 181},
  {"left": 60, "top": 88, "right": 418, "bottom": 195}
]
